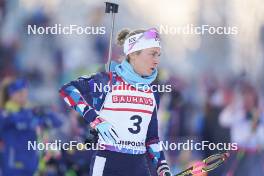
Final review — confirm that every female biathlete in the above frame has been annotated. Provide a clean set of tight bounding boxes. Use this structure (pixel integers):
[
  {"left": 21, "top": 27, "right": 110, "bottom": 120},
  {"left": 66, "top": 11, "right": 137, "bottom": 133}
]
[{"left": 59, "top": 28, "right": 171, "bottom": 176}]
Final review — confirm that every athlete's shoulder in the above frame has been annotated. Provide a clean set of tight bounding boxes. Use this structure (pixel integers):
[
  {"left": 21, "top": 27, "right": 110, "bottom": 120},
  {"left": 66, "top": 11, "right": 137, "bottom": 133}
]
[
  {"left": 76, "top": 71, "right": 111, "bottom": 85},
  {"left": 78, "top": 71, "right": 109, "bottom": 80}
]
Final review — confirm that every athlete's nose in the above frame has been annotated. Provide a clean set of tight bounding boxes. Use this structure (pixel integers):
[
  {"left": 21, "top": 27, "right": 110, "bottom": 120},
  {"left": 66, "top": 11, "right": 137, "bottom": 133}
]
[{"left": 153, "top": 57, "right": 159, "bottom": 67}]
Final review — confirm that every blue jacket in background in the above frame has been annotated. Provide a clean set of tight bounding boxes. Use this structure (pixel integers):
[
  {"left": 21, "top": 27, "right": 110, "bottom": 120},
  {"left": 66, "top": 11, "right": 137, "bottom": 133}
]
[{"left": 0, "top": 107, "right": 62, "bottom": 176}]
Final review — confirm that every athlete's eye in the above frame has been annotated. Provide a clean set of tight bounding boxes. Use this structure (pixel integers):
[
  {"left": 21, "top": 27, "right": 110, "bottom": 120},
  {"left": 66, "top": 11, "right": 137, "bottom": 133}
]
[{"left": 152, "top": 53, "right": 161, "bottom": 58}]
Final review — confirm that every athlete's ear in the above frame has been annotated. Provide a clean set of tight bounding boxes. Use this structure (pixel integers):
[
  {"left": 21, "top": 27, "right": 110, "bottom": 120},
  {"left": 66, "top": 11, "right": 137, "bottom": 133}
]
[
  {"left": 127, "top": 54, "right": 136, "bottom": 64},
  {"left": 128, "top": 53, "right": 135, "bottom": 61},
  {"left": 126, "top": 56, "right": 131, "bottom": 63}
]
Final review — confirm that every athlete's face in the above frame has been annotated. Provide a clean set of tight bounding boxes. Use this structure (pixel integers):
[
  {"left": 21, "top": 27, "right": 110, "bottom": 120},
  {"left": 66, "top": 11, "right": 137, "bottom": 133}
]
[
  {"left": 129, "top": 47, "right": 160, "bottom": 76},
  {"left": 10, "top": 88, "right": 28, "bottom": 107}
]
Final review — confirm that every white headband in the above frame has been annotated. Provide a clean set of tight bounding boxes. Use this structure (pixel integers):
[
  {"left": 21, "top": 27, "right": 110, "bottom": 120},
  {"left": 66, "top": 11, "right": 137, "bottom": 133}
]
[{"left": 123, "top": 31, "right": 161, "bottom": 55}]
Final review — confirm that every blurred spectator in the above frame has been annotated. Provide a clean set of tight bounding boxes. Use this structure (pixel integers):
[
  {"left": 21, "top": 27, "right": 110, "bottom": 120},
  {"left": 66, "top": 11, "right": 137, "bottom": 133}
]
[
  {"left": 0, "top": 77, "right": 40, "bottom": 176},
  {"left": 219, "top": 82, "right": 264, "bottom": 176},
  {"left": 0, "top": 77, "right": 62, "bottom": 176},
  {"left": 202, "top": 78, "right": 233, "bottom": 175}
]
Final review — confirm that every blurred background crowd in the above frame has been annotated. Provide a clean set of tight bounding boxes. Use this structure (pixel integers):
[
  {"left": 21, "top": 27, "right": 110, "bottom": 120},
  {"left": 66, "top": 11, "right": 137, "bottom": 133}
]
[{"left": 0, "top": 0, "right": 264, "bottom": 175}]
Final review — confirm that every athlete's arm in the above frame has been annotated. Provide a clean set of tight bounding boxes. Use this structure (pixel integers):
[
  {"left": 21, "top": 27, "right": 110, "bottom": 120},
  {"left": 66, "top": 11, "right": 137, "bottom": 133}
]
[
  {"left": 146, "top": 92, "right": 171, "bottom": 176},
  {"left": 59, "top": 72, "right": 119, "bottom": 143},
  {"left": 59, "top": 72, "right": 109, "bottom": 123}
]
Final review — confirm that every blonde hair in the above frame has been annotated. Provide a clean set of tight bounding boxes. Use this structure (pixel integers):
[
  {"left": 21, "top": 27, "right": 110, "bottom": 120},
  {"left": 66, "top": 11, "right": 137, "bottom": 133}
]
[
  {"left": 116, "top": 29, "right": 146, "bottom": 46},
  {"left": 0, "top": 77, "right": 14, "bottom": 108},
  {"left": 116, "top": 29, "right": 146, "bottom": 61}
]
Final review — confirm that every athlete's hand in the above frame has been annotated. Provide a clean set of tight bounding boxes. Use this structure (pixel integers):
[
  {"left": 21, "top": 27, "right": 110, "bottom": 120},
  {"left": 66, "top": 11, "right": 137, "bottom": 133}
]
[
  {"left": 90, "top": 117, "right": 119, "bottom": 144},
  {"left": 157, "top": 163, "right": 172, "bottom": 176},
  {"left": 159, "top": 170, "right": 171, "bottom": 176}
]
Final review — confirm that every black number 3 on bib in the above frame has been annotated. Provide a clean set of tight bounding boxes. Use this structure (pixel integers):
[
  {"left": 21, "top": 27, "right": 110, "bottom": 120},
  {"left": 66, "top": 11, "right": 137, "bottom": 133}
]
[{"left": 128, "top": 115, "right": 142, "bottom": 134}]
